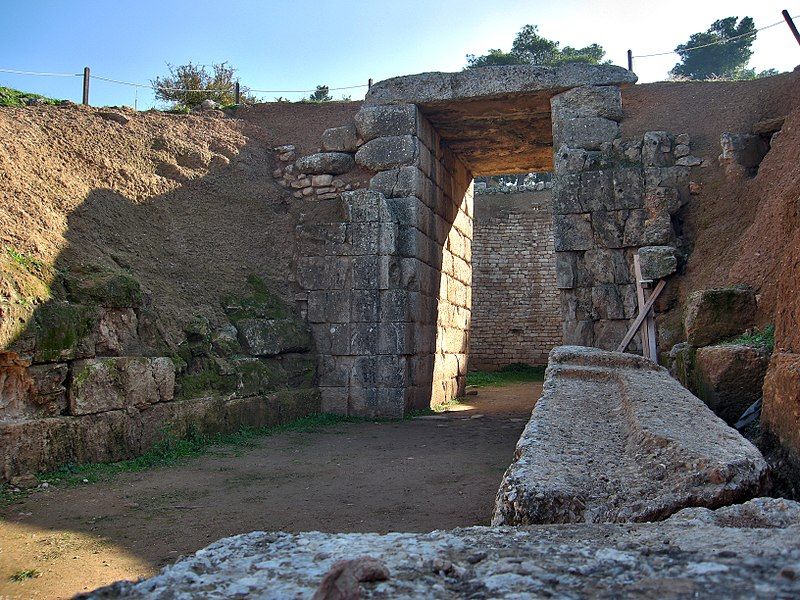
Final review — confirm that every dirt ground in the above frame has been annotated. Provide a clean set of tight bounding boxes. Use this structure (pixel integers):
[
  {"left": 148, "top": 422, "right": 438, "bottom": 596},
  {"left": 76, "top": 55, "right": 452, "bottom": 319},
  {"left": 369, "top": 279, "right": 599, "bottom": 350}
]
[{"left": 0, "top": 381, "right": 540, "bottom": 599}]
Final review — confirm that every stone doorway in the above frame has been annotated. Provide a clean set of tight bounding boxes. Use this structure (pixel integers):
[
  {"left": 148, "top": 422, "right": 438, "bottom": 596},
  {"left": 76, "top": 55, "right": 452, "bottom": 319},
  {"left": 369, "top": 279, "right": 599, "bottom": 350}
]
[{"left": 301, "top": 64, "right": 642, "bottom": 417}]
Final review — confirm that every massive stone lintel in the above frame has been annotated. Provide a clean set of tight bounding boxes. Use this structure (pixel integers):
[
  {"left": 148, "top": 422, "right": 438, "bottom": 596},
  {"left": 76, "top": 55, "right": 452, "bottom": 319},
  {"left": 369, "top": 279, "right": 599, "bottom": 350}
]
[
  {"left": 365, "top": 64, "right": 638, "bottom": 106},
  {"left": 86, "top": 498, "right": 800, "bottom": 599},
  {"left": 492, "top": 346, "right": 769, "bottom": 525},
  {"left": 363, "top": 64, "right": 637, "bottom": 175}
]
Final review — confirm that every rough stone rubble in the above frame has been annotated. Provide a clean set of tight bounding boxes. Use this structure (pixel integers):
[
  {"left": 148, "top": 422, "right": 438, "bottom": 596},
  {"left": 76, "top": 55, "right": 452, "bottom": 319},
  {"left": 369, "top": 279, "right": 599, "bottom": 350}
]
[
  {"left": 85, "top": 498, "right": 800, "bottom": 599},
  {"left": 493, "top": 347, "right": 768, "bottom": 525}
]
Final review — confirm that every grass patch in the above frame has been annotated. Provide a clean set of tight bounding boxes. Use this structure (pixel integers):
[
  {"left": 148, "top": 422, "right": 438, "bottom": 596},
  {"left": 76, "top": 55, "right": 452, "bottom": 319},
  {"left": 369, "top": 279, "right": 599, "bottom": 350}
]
[
  {"left": 431, "top": 397, "right": 465, "bottom": 413},
  {"left": 0, "top": 86, "right": 60, "bottom": 108},
  {"left": 467, "top": 362, "right": 546, "bottom": 388},
  {"left": 4, "top": 245, "right": 47, "bottom": 276},
  {"left": 9, "top": 569, "right": 40, "bottom": 582},
  {"left": 0, "top": 413, "right": 379, "bottom": 505},
  {"left": 722, "top": 325, "right": 775, "bottom": 353}
]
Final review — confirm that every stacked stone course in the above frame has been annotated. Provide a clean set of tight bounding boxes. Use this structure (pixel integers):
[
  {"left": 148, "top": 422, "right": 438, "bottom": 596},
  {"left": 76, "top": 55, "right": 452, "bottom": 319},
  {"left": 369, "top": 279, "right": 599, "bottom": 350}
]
[{"left": 271, "top": 143, "right": 359, "bottom": 201}]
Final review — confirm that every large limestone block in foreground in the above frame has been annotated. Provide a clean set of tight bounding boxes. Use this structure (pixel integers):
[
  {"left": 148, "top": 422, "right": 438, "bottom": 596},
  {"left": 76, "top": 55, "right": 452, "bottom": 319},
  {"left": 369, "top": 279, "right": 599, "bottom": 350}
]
[
  {"left": 85, "top": 498, "right": 800, "bottom": 599},
  {"left": 493, "top": 346, "right": 768, "bottom": 525}
]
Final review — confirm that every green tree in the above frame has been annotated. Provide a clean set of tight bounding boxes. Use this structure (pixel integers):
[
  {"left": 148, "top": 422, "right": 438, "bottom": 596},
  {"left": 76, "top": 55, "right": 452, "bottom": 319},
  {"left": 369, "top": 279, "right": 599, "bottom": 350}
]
[
  {"left": 151, "top": 62, "right": 256, "bottom": 108},
  {"left": 670, "top": 17, "right": 757, "bottom": 79},
  {"left": 466, "top": 25, "right": 607, "bottom": 68},
  {"left": 307, "top": 85, "right": 332, "bottom": 102}
]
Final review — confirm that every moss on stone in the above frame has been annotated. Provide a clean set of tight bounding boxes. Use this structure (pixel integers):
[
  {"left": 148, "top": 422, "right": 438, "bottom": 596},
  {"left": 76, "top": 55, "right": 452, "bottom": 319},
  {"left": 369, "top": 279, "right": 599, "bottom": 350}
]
[
  {"left": 0, "top": 246, "right": 60, "bottom": 349},
  {"left": 222, "top": 275, "right": 290, "bottom": 322},
  {"left": 62, "top": 264, "right": 143, "bottom": 308},
  {"left": 33, "top": 302, "right": 98, "bottom": 362},
  {"left": 282, "top": 355, "right": 317, "bottom": 387},
  {"left": 236, "top": 358, "right": 288, "bottom": 396},
  {"left": 176, "top": 359, "right": 238, "bottom": 400}
]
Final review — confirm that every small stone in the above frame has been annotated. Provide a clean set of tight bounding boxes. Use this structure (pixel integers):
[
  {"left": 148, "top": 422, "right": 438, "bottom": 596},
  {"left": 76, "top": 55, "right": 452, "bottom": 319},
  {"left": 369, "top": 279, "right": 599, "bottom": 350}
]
[
  {"left": 9, "top": 474, "right": 39, "bottom": 490},
  {"left": 200, "top": 99, "right": 219, "bottom": 110},
  {"left": 296, "top": 153, "right": 355, "bottom": 175},
  {"left": 97, "top": 111, "right": 130, "bottom": 125},
  {"left": 689, "top": 181, "right": 702, "bottom": 195},
  {"left": 674, "top": 144, "right": 690, "bottom": 158},
  {"left": 312, "top": 174, "right": 334, "bottom": 187},
  {"left": 638, "top": 246, "right": 677, "bottom": 280},
  {"left": 676, "top": 156, "right": 702, "bottom": 167},
  {"left": 272, "top": 168, "right": 283, "bottom": 178},
  {"left": 302, "top": 187, "right": 315, "bottom": 197}
]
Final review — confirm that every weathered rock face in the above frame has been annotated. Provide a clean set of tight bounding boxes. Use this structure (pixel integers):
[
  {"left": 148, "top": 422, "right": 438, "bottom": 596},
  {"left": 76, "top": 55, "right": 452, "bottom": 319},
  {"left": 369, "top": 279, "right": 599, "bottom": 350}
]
[
  {"left": 762, "top": 352, "right": 800, "bottom": 458},
  {"left": 694, "top": 344, "right": 770, "bottom": 425},
  {"left": 321, "top": 125, "right": 359, "bottom": 152},
  {"left": 492, "top": 346, "right": 768, "bottom": 525},
  {"left": 719, "top": 132, "right": 769, "bottom": 177},
  {"left": 85, "top": 498, "right": 800, "bottom": 599},
  {"left": 365, "top": 63, "right": 637, "bottom": 105},
  {"left": 236, "top": 318, "right": 311, "bottom": 356},
  {"left": 69, "top": 356, "right": 175, "bottom": 415},
  {"left": 295, "top": 152, "right": 355, "bottom": 175},
  {"left": 638, "top": 245, "right": 677, "bottom": 280},
  {"left": 684, "top": 287, "right": 757, "bottom": 347},
  {"left": 355, "top": 135, "right": 418, "bottom": 171}
]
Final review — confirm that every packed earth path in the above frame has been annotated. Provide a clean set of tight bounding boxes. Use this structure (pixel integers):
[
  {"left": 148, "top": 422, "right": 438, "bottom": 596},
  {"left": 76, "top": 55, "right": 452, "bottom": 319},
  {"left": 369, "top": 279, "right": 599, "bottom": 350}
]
[{"left": 0, "top": 381, "right": 540, "bottom": 599}]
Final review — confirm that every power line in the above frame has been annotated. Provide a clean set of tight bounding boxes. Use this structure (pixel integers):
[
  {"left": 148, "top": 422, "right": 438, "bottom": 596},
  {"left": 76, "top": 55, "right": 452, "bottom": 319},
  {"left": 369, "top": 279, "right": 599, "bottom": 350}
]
[
  {"left": 0, "top": 67, "right": 81, "bottom": 77},
  {"left": 634, "top": 14, "right": 798, "bottom": 59},
  {"left": 91, "top": 74, "right": 367, "bottom": 94},
  {"left": 0, "top": 68, "right": 368, "bottom": 95}
]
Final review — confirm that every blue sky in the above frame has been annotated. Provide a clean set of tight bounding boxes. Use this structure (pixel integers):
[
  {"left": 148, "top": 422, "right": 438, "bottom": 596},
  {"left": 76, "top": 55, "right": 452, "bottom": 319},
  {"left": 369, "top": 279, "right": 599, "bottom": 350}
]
[{"left": 1, "top": 0, "right": 798, "bottom": 109}]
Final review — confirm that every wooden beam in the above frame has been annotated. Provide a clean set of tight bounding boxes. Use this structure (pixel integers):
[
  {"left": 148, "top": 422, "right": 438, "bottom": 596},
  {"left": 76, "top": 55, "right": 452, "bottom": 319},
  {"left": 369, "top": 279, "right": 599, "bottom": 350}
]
[
  {"left": 616, "top": 279, "right": 666, "bottom": 353},
  {"left": 632, "top": 254, "right": 650, "bottom": 359}
]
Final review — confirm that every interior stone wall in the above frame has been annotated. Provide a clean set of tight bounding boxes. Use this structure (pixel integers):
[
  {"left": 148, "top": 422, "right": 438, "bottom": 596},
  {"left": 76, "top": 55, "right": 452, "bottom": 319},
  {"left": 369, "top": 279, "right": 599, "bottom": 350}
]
[{"left": 470, "top": 190, "right": 562, "bottom": 369}]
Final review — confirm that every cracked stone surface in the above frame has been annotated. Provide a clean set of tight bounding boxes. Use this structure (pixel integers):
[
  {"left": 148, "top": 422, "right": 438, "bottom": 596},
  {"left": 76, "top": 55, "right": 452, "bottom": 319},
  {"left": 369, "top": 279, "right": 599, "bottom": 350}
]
[
  {"left": 492, "top": 346, "right": 769, "bottom": 525},
  {"left": 85, "top": 498, "right": 800, "bottom": 599}
]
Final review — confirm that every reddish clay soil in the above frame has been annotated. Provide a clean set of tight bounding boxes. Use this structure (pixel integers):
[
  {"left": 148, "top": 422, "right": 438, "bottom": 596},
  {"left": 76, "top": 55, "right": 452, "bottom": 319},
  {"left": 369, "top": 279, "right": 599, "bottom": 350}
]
[
  {"left": 622, "top": 72, "right": 800, "bottom": 328},
  {"left": 0, "top": 382, "right": 540, "bottom": 599}
]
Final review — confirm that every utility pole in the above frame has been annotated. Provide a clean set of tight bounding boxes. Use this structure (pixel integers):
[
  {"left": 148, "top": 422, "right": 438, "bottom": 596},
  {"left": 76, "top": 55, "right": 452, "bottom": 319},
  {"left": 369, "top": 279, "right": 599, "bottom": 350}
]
[
  {"left": 82, "top": 67, "right": 90, "bottom": 105},
  {"left": 627, "top": 50, "right": 633, "bottom": 72}
]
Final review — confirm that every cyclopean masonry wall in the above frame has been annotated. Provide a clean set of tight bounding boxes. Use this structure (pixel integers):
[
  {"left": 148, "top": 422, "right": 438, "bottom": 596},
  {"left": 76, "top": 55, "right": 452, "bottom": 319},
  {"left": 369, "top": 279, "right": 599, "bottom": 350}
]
[
  {"left": 550, "top": 86, "right": 696, "bottom": 349},
  {"left": 298, "top": 104, "right": 473, "bottom": 416},
  {"left": 297, "top": 64, "right": 701, "bottom": 417},
  {"left": 470, "top": 189, "right": 562, "bottom": 369}
]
